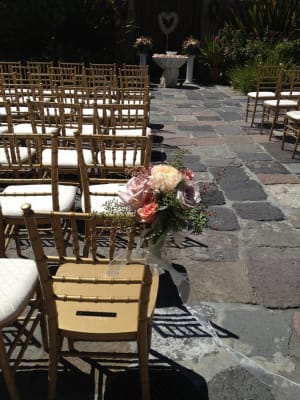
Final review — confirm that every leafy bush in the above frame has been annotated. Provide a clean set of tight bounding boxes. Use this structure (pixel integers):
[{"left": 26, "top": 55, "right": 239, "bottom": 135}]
[
  {"left": 225, "top": 0, "right": 300, "bottom": 40},
  {"left": 229, "top": 63, "right": 257, "bottom": 94}
]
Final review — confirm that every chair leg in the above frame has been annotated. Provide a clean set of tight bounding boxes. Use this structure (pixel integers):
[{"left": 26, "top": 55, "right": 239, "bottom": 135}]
[
  {"left": 48, "top": 330, "right": 61, "bottom": 400},
  {"left": 250, "top": 100, "right": 258, "bottom": 127},
  {"left": 137, "top": 334, "right": 150, "bottom": 400},
  {"left": 292, "top": 132, "right": 300, "bottom": 158},
  {"left": 0, "top": 333, "right": 20, "bottom": 400},
  {"left": 268, "top": 110, "right": 279, "bottom": 141},
  {"left": 260, "top": 106, "right": 266, "bottom": 134},
  {"left": 281, "top": 117, "right": 288, "bottom": 150},
  {"left": 36, "top": 285, "right": 49, "bottom": 353},
  {"left": 245, "top": 98, "right": 250, "bottom": 122}
]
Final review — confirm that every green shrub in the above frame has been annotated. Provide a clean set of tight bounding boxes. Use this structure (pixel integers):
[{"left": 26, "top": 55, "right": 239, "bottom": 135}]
[
  {"left": 229, "top": 63, "right": 257, "bottom": 94},
  {"left": 225, "top": 0, "right": 300, "bottom": 40}
]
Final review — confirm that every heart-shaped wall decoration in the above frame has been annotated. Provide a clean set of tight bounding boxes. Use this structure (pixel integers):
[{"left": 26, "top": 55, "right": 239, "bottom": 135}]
[{"left": 158, "top": 11, "right": 179, "bottom": 35}]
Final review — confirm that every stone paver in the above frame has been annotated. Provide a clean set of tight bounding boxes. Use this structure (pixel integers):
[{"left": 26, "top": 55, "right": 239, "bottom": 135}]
[{"left": 232, "top": 201, "right": 285, "bottom": 221}]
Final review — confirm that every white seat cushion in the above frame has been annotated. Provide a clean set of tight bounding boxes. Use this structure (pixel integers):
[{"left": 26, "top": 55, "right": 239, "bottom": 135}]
[
  {"left": 286, "top": 110, "right": 300, "bottom": 120},
  {"left": 264, "top": 99, "right": 298, "bottom": 107},
  {"left": 247, "top": 91, "right": 275, "bottom": 98},
  {"left": 280, "top": 91, "right": 300, "bottom": 97},
  {"left": 109, "top": 127, "right": 151, "bottom": 136},
  {"left": 11, "top": 106, "right": 28, "bottom": 114},
  {"left": 42, "top": 148, "right": 94, "bottom": 166},
  {"left": 0, "top": 146, "right": 36, "bottom": 163},
  {"left": 81, "top": 183, "right": 126, "bottom": 212},
  {"left": 0, "top": 184, "right": 77, "bottom": 217},
  {"left": 0, "top": 125, "right": 9, "bottom": 133},
  {"left": 62, "top": 125, "right": 97, "bottom": 136},
  {"left": 97, "top": 150, "right": 142, "bottom": 166},
  {"left": 0, "top": 107, "right": 7, "bottom": 116},
  {"left": 0, "top": 258, "right": 38, "bottom": 325},
  {"left": 13, "top": 123, "right": 59, "bottom": 134},
  {"left": 12, "top": 123, "right": 33, "bottom": 134}
]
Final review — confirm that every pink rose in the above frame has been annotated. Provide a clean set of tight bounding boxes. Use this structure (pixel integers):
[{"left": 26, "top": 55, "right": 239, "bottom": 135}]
[
  {"left": 177, "top": 181, "right": 201, "bottom": 208},
  {"left": 182, "top": 168, "right": 194, "bottom": 180},
  {"left": 118, "top": 175, "right": 152, "bottom": 210},
  {"left": 137, "top": 202, "right": 158, "bottom": 222}
]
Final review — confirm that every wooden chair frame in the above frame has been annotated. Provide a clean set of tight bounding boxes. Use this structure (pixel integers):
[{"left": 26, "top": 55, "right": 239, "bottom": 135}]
[
  {"left": 22, "top": 204, "right": 159, "bottom": 400},
  {"left": 246, "top": 65, "right": 282, "bottom": 127}
]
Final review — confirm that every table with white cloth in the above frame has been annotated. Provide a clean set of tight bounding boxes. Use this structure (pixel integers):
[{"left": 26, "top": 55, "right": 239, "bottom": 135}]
[{"left": 152, "top": 54, "right": 188, "bottom": 88}]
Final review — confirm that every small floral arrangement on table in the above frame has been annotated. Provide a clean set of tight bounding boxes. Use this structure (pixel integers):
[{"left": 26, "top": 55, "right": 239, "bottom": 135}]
[
  {"left": 118, "top": 153, "right": 208, "bottom": 246},
  {"left": 182, "top": 35, "right": 201, "bottom": 56},
  {"left": 133, "top": 36, "right": 153, "bottom": 54}
]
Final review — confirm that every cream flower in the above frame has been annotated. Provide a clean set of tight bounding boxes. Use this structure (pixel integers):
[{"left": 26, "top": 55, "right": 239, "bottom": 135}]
[{"left": 149, "top": 165, "right": 182, "bottom": 192}]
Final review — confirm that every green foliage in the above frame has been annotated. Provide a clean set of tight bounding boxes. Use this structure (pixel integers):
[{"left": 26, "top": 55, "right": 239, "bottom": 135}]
[
  {"left": 216, "top": 0, "right": 300, "bottom": 77},
  {"left": 169, "top": 149, "right": 186, "bottom": 171},
  {"left": 199, "top": 35, "right": 226, "bottom": 68},
  {"left": 225, "top": 0, "right": 300, "bottom": 40},
  {"left": 0, "top": 0, "right": 132, "bottom": 62},
  {"left": 97, "top": 199, "right": 136, "bottom": 231},
  {"left": 229, "top": 63, "right": 257, "bottom": 94},
  {"left": 186, "top": 208, "right": 209, "bottom": 235}
]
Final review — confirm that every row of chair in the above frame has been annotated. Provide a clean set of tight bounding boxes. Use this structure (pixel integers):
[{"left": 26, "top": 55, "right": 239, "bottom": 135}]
[
  {"left": 246, "top": 65, "right": 300, "bottom": 158},
  {"left": 0, "top": 61, "right": 149, "bottom": 88},
  {"left": 0, "top": 98, "right": 151, "bottom": 139},
  {"left": 0, "top": 61, "right": 158, "bottom": 399},
  {"left": 0, "top": 130, "right": 153, "bottom": 255}
]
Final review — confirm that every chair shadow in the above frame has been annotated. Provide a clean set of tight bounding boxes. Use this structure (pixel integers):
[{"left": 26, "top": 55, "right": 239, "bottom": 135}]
[
  {"left": 0, "top": 367, "right": 95, "bottom": 400},
  {"left": 155, "top": 269, "right": 239, "bottom": 340},
  {"left": 104, "top": 361, "right": 209, "bottom": 400}
]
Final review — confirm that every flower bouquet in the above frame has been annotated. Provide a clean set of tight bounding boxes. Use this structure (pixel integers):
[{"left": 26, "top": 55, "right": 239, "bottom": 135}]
[
  {"left": 133, "top": 36, "right": 153, "bottom": 54},
  {"left": 182, "top": 36, "right": 201, "bottom": 56},
  {"left": 118, "top": 160, "right": 208, "bottom": 248}
]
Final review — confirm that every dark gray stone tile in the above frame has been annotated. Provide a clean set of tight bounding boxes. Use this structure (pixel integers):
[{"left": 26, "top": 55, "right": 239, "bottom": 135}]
[
  {"left": 209, "top": 367, "right": 275, "bottom": 400},
  {"left": 245, "top": 247, "right": 300, "bottom": 308},
  {"left": 262, "top": 142, "right": 300, "bottom": 163},
  {"left": 219, "top": 111, "right": 244, "bottom": 121},
  {"left": 236, "top": 152, "right": 273, "bottom": 162},
  {"left": 245, "top": 160, "right": 291, "bottom": 174},
  {"left": 196, "top": 115, "right": 222, "bottom": 121},
  {"left": 200, "top": 183, "right": 226, "bottom": 206},
  {"left": 207, "top": 206, "right": 240, "bottom": 231},
  {"left": 210, "top": 166, "right": 267, "bottom": 201},
  {"left": 177, "top": 124, "right": 208, "bottom": 132},
  {"left": 232, "top": 202, "right": 285, "bottom": 221}
]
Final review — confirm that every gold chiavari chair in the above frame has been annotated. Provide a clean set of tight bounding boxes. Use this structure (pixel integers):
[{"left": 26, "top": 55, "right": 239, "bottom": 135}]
[
  {"left": 74, "top": 131, "right": 153, "bottom": 179},
  {"left": 22, "top": 203, "right": 159, "bottom": 400},
  {"left": 260, "top": 69, "right": 300, "bottom": 140},
  {"left": 105, "top": 102, "right": 150, "bottom": 137},
  {"left": 245, "top": 64, "right": 282, "bottom": 127},
  {"left": 0, "top": 61, "right": 21, "bottom": 74},
  {"left": 26, "top": 60, "right": 54, "bottom": 74},
  {"left": 0, "top": 132, "right": 77, "bottom": 256},
  {"left": 58, "top": 61, "right": 86, "bottom": 75},
  {"left": 89, "top": 62, "right": 116, "bottom": 76}
]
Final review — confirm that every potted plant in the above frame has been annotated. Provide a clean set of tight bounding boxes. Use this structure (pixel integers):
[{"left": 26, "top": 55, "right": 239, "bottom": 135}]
[
  {"left": 182, "top": 36, "right": 201, "bottom": 56},
  {"left": 133, "top": 36, "right": 153, "bottom": 65},
  {"left": 199, "top": 35, "right": 226, "bottom": 82},
  {"left": 182, "top": 36, "right": 201, "bottom": 83}
]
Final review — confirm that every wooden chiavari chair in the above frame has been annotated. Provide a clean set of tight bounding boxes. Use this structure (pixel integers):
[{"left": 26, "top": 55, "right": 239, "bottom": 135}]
[
  {"left": 22, "top": 203, "right": 158, "bottom": 400},
  {"left": 246, "top": 65, "right": 283, "bottom": 127},
  {"left": 260, "top": 68, "right": 300, "bottom": 140},
  {"left": 0, "top": 132, "right": 78, "bottom": 256},
  {"left": 74, "top": 131, "right": 153, "bottom": 178}
]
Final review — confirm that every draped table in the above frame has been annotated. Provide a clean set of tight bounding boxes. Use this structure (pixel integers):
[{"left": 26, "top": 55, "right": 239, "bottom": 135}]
[{"left": 152, "top": 54, "right": 188, "bottom": 88}]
